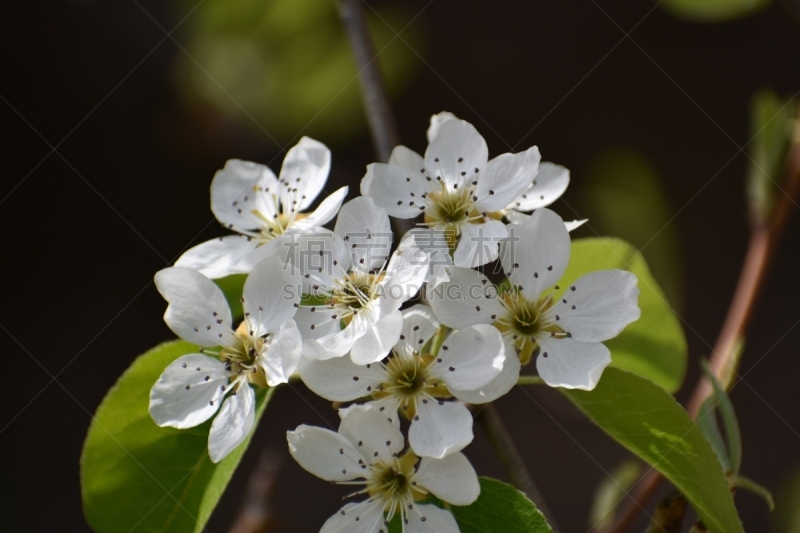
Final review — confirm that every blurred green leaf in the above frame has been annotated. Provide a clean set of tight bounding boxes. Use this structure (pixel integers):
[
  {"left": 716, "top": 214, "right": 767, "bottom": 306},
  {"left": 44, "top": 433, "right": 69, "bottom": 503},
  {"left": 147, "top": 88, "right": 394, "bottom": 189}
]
[
  {"left": 81, "top": 340, "right": 273, "bottom": 533},
  {"left": 700, "top": 359, "right": 742, "bottom": 473},
  {"left": 213, "top": 273, "right": 246, "bottom": 320},
  {"left": 698, "top": 396, "right": 732, "bottom": 472},
  {"left": 581, "top": 148, "right": 684, "bottom": 308},
  {"left": 747, "top": 89, "right": 798, "bottom": 224},
  {"left": 556, "top": 237, "right": 687, "bottom": 392},
  {"left": 660, "top": 0, "right": 770, "bottom": 22},
  {"left": 563, "top": 367, "right": 744, "bottom": 533},
  {"left": 174, "top": 0, "right": 426, "bottom": 142},
  {"left": 588, "top": 459, "right": 643, "bottom": 530},
  {"left": 772, "top": 466, "right": 800, "bottom": 532}
]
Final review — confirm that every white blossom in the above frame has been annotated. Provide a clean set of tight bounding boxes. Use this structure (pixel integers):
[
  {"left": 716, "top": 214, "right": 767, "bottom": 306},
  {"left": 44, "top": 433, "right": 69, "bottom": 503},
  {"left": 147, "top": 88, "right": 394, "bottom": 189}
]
[
  {"left": 174, "top": 137, "right": 348, "bottom": 278},
  {"left": 288, "top": 404, "right": 479, "bottom": 533},
  {"left": 300, "top": 305, "right": 505, "bottom": 458},
  {"left": 278, "top": 197, "right": 428, "bottom": 363},
  {"left": 429, "top": 207, "right": 640, "bottom": 392},
  {"left": 361, "top": 113, "right": 539, "bottom": 271},
  {"left": 149, "top": 256, "right": 301, "bottom": 462}
]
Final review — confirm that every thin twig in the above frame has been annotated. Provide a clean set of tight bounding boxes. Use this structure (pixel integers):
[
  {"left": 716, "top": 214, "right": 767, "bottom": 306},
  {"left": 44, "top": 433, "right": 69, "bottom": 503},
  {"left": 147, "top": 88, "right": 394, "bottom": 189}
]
[
  {"left": 339, "top": 0, "right": 400, "bottom": 163},
  {"left": 476, "top": 403, "right": 560, "bottom": 533},
  {"left": 605, "top": 111, "right": 800, "bottom": 533},
  {"left": 228, "top": 451, "right": 283, "bottom": 533}
]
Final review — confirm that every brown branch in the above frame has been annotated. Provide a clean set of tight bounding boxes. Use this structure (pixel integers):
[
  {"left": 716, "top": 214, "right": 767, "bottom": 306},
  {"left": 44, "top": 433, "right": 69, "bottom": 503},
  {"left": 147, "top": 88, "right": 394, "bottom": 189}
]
[
  {"left": 228, "top": 451, "right": 283, "bottom": 533},
  {"left": 604, "top": 112, "right": 800, "bottom": 533},
  {"left": 339, "top": 0, "right": 400, "bottom": 163},
  {"left": 476, "top": 403, "right": 560, "bottom": 532}
]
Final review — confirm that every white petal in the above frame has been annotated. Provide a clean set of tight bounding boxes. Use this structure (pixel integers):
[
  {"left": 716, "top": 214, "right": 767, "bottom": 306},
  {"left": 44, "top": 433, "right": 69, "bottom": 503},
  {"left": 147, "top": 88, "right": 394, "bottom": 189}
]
[
  {"left": 427, "top": 266, "right": 503, "bottom": 330},
  {"left": 404, "top": 228, "right": 454, "bottom": 288},
  {"left": 388, "top": 145, "right": 425, "bottom": 173},
  {"left": 453, "top": 220, "right": 507, "bottom": 268},
  {"left": 424, "top": 119, "right": 488, "bottom": 189},
  {"left": 278, "top": 137, "right": 331, "bottom": 212},
  {"left": 565, "top": 219, "right": 588, "bottom": 232},
  {"left": 406, "top": 504, "right": 460, "bottom": 533},
  {"left": 409, "top": 400, "right": 473, "bottom": 458},
  {"left": 511, "top": 161, "right": 569, "bottom": 211},
  {"left": 174, "top": 236, "right": 260, "bottom": 279},
  {"left": 415, "top": 452, "right": 480, "bottom": 505},
  {"left": 242, "top": 255, "right": 299, "bottom": 335},
  {"left": 547, "top": 270, "right": 640, "bottom": 343},
  {"left": 286, "top": 425, "right": 363, "bottom": 481},
  {"left": 397, "top": 305, "right": 440, "bottom": 358},
  {"left": 149, "top": 354, "right": 227, "bottom": 429},
  {"left": 505, "top": 209, "right": 530, "bottom": 225},
  {"left": 320, "top": 500, "right": 386, "bottom": 533},
  {"left": 304, "top": 308, "right": 374, "bottom": 359},
  {"left": 154, "top": 267, "right": 235, "bottom": 347},
  {"left": 294, "top": 304, "right": 341, "bottom": 353},
  {"left": 361, "top": 162, "right": 430, "bottom": 219},
  {"left": 535, "top": 336, "right": 611, "bottom": 390},
  {"left": 475, "top": 146, "right": 541, "bottom": 212},
  {"left": 272, "top": 231, "right": 350, "bottom": 293},
  {"left": 500, "top": 207, "right": 570, "bottom": 299},
  {"left": 299, "top": 354, "right": 385, "bottom": 401},
  {"left": 208, "top": 383, "right": 255, "bottom": 462},
  {"left": 350, "top": 311, "right": 403, "bottom": 365},
  {"left": 426, "top": 111, "right": 458, "bottom": 142},
  {"left": 334, "top": 197, "right": 392, "bottom": 273},
  {"left": 292, "top": 186, "right": 349, "bottom": 230},
  {"left": 430, "top": 325, "right": 504, "bottom": 391},
  {"left": 339, "top": 403, "right": 405, "bottom": 464},
  {"left": 449, "top": 342, "right": 520, "bottom": 404},
  {"left": 376, "top": 238, "right": 428, "bottom": 314},
  {"left": 211, "top": 159, "right": 278, "bottom": 232},
  {"left": 227, "top": 233, "right": 287, "bottom": 275},
  {"left": 259, "top": 320, "right": 303, "bottom": 386}
]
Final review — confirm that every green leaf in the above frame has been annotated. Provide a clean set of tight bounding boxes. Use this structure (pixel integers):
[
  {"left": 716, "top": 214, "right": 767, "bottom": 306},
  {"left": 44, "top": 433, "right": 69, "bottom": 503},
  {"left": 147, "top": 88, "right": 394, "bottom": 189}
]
[
  {"left": 581, "top": 148, "right": 684, "bottom": 308},
  {"left": 588, "top": 459, "right": 643, "bottom": 530},
  {"left": 562, "top": 367, "right": 744, "bottom": 533},
  {"left": 556, "top": 237, "right": 687, "bottom": 392},
  {"left": 701, "top": 359, "right": 742, "bottom": 473},
  {"left": 451, "top": 477, "right": 553, "bottom": 533},
  {"left": 698, "top": 396, "right": 732, "bottom": 472},
  {"left": 214, "top": 274, "right": 246, "bottom": 320},
  {"left": 388, "top": 477, "right": 552, "bottom": 533},
  {"left": 81, "top": 340, "right": 274, "bottom": 533},
  {"left": 747, "top": 89, "right": 798, "bottom": 224},
  {"left": 660, "top": 0, "right": 770, "bottom": 22}
]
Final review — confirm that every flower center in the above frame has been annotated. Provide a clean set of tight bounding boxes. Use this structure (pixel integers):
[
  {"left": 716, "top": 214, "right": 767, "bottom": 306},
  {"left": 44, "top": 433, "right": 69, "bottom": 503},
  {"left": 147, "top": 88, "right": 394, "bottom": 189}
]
[
  {"left": 251, "top": 203, "right": 308, "bottom": 243},
  {"left": 495, "top": 291, "right": 560, "bottom": 365},
  {"left": 217, "top": 322, "right": 269, "bottom": 386},
  {"left": 367, "top": 452, "right": 426, "bottom": 515},
  {"left": 329, "top": 272, "right": 382, "bottom": 325},
  {"left": 373, "top": 353, "right": 451, "bottom": 420}
]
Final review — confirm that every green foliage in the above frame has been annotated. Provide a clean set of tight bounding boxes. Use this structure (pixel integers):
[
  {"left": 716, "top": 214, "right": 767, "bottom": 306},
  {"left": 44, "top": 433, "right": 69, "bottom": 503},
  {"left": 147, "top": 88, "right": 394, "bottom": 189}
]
[
  {"left": 588, "top": 459, "right": 643, "bottom": 530},
  {"left": 451, "top": 478, "right": 553, "bottom": 533},
  {"left": 660, "top": 0, "right": 770, "bottom": 22},
  {"left": 581, "top": 148, "right": 684, "bottom": 308},
  {"left": 562, "top": 367, "right": 744, "bottom": 533},
  {"left": 174, "top": 0, "right": 427, "bottom": 142},
  {"left": 698, "top": 359, "right": 742, "bottom": 474},
  {"left": 747, "top": 89, "right": 798, "bottom": 224},
  {"left": 772, "top": 466, "right": 800, "bottom": 532},
  {"left": 213, "top": 273, "right": 246, "bottom": 320},
  {"left": 81, "top": 340, "right": 273, "bottom": 533},
  {"left": 556, "top": 237, "right": 688, "bottom": 392}
]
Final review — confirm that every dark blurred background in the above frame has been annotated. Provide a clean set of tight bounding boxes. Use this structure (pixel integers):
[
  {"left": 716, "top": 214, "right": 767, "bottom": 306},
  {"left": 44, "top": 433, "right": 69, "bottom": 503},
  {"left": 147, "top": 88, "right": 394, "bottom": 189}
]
[{"left": 3, "top": 0, "right": 800, "bottom": 531}]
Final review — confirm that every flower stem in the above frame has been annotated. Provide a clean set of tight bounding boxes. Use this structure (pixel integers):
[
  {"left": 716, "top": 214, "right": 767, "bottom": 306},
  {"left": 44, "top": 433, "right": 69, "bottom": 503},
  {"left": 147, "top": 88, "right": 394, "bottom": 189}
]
[
  {"left": 604, "top": 108, "right": 800, "bottom": 533},
  {"left": 517, "top": 375, "right": 546, "bottom": 386},
  {"left": 476, "top": 403, "right": 560, "bottom": 532},
  {"left": 338, "top": 0, "right": 399, "bottom": 163}
]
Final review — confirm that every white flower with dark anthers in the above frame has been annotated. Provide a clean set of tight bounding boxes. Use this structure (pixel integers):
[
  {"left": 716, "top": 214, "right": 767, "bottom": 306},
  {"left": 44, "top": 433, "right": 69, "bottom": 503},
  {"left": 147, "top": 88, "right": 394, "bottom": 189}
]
[
  {"left": 361, "top": 114, "right": 540, "bottom": 270},
  {"left": 149, "top": 256, "right": 301, "bottom": 462},
  {"left": 299, "top": 305, "right": 505, "bottom": 459},
  {"left": 288, "top": 404, "right": 479, "bottom": 533},
  {"left": 174, "top": 137, "right": 348, "bottom": 279},
  {"left": 429, "top": 207, "right": 640, "bottom": 393},
  {"left": 278, "top": 197, "right": 428, "bottom": 363}
]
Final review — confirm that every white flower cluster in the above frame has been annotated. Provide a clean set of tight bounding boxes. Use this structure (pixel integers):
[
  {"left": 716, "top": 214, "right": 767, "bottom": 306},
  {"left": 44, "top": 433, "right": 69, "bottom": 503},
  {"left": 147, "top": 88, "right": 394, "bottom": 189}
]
[{"left": 148, "top": 113, "right": 641, "bottom": 531}]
